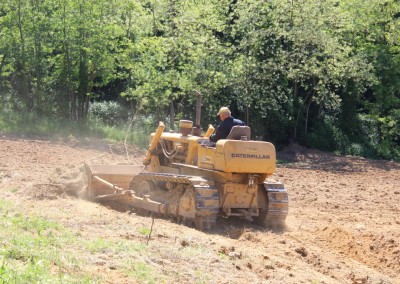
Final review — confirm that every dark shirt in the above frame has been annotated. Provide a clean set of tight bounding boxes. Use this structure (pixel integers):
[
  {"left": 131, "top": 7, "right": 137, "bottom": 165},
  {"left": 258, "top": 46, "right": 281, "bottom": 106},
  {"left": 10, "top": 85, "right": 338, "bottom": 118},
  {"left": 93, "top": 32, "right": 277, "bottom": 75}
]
[{"left": 209, "top": 116, "right": 245, "bottom": 142}]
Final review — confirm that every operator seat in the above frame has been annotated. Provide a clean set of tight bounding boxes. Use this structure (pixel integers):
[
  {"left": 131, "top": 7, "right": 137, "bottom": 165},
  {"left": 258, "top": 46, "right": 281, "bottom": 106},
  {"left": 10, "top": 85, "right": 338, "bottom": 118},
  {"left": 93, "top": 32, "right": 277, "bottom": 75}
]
[{"left": 226, "top": 126, "right": 251, "bottom": 140}]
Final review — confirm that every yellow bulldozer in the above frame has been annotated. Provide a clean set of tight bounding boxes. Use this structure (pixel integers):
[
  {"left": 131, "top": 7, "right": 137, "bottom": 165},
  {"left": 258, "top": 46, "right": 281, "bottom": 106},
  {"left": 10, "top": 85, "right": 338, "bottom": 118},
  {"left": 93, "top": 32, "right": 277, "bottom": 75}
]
[{"left": 85, "top": 95, "right": 288, "bottom": 230}]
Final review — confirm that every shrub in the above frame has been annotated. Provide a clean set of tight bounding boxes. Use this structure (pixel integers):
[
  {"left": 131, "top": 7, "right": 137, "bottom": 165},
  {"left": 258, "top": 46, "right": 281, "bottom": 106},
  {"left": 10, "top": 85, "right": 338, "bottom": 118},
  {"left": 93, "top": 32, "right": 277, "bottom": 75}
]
[
  {"left": 306, "top": 116, "right": 339, "bottom": 152},
  {"left": 88, "top": 101, "right": 128, "bottom": 127}
]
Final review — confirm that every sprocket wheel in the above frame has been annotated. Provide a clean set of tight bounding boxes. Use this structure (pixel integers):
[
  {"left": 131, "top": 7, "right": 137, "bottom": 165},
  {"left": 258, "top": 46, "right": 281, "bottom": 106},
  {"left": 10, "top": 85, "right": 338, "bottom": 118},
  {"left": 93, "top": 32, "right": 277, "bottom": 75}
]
[
  {"left": 129, "top": 178, "right": 156, "bottom": 216},
  {"left": 178, "top": 187, "right": 196, "bottom": 220},
  {"left": 130, "top": 179, "right": 155, "bottom": 197}
]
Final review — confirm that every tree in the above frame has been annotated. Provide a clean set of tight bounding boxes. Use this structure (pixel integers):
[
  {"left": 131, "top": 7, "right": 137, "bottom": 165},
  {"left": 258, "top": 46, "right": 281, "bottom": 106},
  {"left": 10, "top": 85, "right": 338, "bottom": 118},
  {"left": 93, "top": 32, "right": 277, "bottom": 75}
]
[{"left": 340, "top": 0, "right": 400, "bottom": 157}]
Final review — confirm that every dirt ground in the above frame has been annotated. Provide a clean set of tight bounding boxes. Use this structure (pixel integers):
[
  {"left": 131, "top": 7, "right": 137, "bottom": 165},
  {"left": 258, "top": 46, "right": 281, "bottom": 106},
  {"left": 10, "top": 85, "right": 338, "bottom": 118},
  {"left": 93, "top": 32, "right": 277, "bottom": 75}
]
[{"left": 0, "top": 134, "right": 399, "bottom": 284}]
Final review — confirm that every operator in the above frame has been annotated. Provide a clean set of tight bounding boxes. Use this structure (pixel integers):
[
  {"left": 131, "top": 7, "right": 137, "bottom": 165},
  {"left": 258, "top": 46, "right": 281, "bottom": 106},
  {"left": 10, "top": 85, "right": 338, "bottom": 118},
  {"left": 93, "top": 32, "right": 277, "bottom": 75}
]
[{"left": 209, "top": 107, "right": 245, "bottom": 143}]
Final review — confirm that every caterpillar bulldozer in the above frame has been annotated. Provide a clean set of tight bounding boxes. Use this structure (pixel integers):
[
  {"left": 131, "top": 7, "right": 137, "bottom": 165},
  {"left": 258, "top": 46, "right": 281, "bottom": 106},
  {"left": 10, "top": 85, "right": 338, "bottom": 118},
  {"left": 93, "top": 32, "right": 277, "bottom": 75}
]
[{"left": 85, "top": 94, "right": 288, "bottom": 230}]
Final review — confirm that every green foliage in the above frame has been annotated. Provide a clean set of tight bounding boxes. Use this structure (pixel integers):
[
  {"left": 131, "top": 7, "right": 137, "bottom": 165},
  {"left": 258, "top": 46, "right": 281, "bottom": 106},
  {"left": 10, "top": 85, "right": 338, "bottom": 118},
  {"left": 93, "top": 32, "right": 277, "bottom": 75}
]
[
  {"left": 0, "top": 200, "right": 160, "bottom": 283},
  {"left": 306, "top": 117, "right": 339, "bottom": 152},
  {"left": 307, "top": 112, "right": 399, "bottom": 160},
  {"left": 0, "top": 200, "right": 86, "bottom": 283},
  {"left": 0, "top": 0, "right": 399, "bottom": 159},
  {"left": 360, "top": 112, "right": 400, "bottom": 160},
  {"left": 0, "top": 110, "right": 103, "bottom": 138},
  {"left": 138, "top": 227, "right": 151, "bottom": 236},
  {"left": 84, "top": 237, "right": 147, "bottom": 255},
  {"left": 88, "top": 101, "right": 128, "bottom": 127},
  {"left": 0, "top": 108, "right": 154, "bottom": 149},
  {"left": 127, "top": 261, "right": 157, "bottom": 284}
]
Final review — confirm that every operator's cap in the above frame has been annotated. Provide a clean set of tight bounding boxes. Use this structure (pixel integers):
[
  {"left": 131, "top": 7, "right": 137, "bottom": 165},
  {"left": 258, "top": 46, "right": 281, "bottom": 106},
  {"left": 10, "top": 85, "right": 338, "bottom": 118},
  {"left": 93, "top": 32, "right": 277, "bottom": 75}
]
[{"left": 217, "top": 107, "right": 230, "bottom": 116}]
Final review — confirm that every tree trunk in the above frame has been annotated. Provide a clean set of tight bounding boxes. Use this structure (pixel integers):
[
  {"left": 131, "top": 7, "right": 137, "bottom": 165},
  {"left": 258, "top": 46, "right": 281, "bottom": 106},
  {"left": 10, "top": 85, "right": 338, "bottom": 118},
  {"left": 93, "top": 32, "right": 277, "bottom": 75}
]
[
  {"left": 77, "top": 48, "right": 88, "bottom": 121},
  {"left": 305, "top": 79, "right": 316, "bottom": 137},
  {"left": 0, "top": 53, "right": 6, "bottom": 79},
  {"left": 31, "top": 0, "right": 43, "bottom": 113},
  {"left": 169, "top": 100, "right": 175, "bottom": 130},
  {"left": 245, "top": 105, "right": 249, "bottom": 125},
  {"left": 16, "top": 0, "right": 32, "bottom": 111},
  {"left": 305, "top": 98, "right": 312, "bottom": 137},
  {"left": 292, "top": 81, "right": 299, "bottom": 141},
  {"left": 60, "top": 0, "right": 76, "bottom": 120}
]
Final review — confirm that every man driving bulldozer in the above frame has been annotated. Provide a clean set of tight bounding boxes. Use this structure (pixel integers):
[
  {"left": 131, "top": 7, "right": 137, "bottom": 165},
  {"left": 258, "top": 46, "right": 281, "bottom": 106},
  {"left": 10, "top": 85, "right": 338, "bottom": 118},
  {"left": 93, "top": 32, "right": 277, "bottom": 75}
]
[{"left": 209, "top": 107, "right": 245, "bottom": 142}]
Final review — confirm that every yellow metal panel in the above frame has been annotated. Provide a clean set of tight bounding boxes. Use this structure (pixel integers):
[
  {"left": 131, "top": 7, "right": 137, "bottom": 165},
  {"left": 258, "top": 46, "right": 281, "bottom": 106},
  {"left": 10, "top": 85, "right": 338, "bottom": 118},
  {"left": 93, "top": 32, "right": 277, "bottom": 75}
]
[
  {"left": 215, "top": 140, "right": 276, "bottom": 174},
  {"left": 221, "top": 183, "right": 256, "bottom": 208},
  {"left": 197, "top": 146, "right": 216, "bottom": 169}
]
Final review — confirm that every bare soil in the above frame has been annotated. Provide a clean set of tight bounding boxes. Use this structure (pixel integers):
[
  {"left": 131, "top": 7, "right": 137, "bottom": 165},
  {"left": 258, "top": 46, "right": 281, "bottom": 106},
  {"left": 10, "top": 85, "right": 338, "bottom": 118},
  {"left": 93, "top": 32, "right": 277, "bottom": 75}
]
[{"left": 1, "top": 134, "right": 399, "bottom": 283}]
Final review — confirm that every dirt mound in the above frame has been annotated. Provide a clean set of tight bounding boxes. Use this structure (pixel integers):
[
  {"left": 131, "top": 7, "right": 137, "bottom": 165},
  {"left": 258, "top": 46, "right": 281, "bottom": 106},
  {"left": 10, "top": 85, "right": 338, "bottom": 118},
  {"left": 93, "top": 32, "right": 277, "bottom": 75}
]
[
  {"left": 22, "top": 164, "right": 88, "bottom": 200},
  {"left": 317, "top": 226, "right": 400, "bottom": 278},
  {"left": 278, "top": 143, "right": 399, "bottom": 172}
]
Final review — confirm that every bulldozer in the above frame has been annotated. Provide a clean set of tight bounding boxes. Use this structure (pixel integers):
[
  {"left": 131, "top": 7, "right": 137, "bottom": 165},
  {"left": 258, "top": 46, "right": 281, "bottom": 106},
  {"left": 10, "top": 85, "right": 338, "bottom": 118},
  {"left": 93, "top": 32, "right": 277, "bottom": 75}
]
[{"left": 85, "top": 94, "right": 288, "bottom": 230}]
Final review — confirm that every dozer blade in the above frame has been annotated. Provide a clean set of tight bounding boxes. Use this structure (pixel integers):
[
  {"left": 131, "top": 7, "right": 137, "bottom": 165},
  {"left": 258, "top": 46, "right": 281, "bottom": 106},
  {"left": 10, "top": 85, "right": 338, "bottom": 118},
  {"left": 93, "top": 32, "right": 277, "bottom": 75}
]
[
  {"left": 85, "top": 164, "right": 144, "bottom": 199},
  {"left": 85, "top": 164, "right": 168, "bottom": 214}
]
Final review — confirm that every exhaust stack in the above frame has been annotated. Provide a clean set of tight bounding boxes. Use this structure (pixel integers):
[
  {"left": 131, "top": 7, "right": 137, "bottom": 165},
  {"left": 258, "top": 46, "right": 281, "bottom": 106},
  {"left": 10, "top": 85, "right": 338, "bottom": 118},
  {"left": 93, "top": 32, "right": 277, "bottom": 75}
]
[{"left": 191, "top": 90, "right": 202, "bottom": 136}]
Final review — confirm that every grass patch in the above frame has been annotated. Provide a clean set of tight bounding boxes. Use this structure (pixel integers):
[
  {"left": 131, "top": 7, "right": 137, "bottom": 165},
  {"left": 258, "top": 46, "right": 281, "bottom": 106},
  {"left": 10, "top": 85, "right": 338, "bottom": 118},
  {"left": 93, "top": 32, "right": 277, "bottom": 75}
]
[
  {"left": 0, "top": 200, "right": 89, "bottom": 283},
  {"left": 0, "top": 110, "right": 152, "bottom": 149},
  {"left": 126, "top": 261, "right": 159, "bottom": 284},
  {"left": 8, "top": 187, "right": 19, "bottom": 193},
  {"left": 101, "top": 125, "right": 151, "bottom": 149},
  {"left": 0, "top": 198, "right": 236, "bottom": 283},
  {"left": 0, "top": 200, "right": 152, "bottom": 283},
  {"left": 84, "top": 238, "right": 147, "bottom": 255},
  {"left": 138, "top": 227, "right": 152, "bottom": 236},
  {"left": 0, "top": 111, "right": 101, "bottom": 138}
]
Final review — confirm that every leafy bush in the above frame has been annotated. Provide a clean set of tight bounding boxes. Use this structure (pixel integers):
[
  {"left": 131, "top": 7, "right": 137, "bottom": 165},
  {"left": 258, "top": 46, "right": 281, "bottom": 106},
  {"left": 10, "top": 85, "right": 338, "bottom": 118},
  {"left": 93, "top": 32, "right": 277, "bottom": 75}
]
[
  {"left": 256, "top": 111, "right": 293, "bottom": 150},
  {"left": 359, "top": 113, "right": 399, "bottom": 160},
  {"left": 88, "top": 101, "right": 129, "bottom": 127},
  {"left": 306, "top": 116, "right": 339, "bottom": 152},
  {"left": 306, "top": 115, "right": 379, "bottom": 159}
]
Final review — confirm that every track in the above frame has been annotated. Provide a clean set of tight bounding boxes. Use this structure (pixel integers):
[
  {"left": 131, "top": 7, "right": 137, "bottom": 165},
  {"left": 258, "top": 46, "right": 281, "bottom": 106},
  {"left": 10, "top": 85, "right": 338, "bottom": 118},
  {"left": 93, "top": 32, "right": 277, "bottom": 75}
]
[
  {"left": 261, "top": 181, "right": 289, "bottom": 228},
  {"left": 129, "top": 173, "right": 219, "bottom": 230}
]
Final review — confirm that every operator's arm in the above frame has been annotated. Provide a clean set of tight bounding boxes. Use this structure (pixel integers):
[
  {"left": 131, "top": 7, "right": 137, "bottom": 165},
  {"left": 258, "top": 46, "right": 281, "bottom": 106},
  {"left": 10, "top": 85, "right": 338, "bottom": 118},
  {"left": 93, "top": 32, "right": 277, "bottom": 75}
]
[
  {"left": 209, "top": 131, "right": 222, "bottom": 142},
  {"left": 209, "top": 121, "right": 231, "bottom": 142}
]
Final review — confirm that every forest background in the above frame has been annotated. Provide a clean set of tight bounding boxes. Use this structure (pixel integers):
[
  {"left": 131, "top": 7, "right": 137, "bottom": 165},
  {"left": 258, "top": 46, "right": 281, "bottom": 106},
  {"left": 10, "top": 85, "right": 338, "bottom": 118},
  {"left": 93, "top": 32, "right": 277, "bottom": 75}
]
[{"left": 0, "top": 0, "right": 399, "bottom": 160}]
